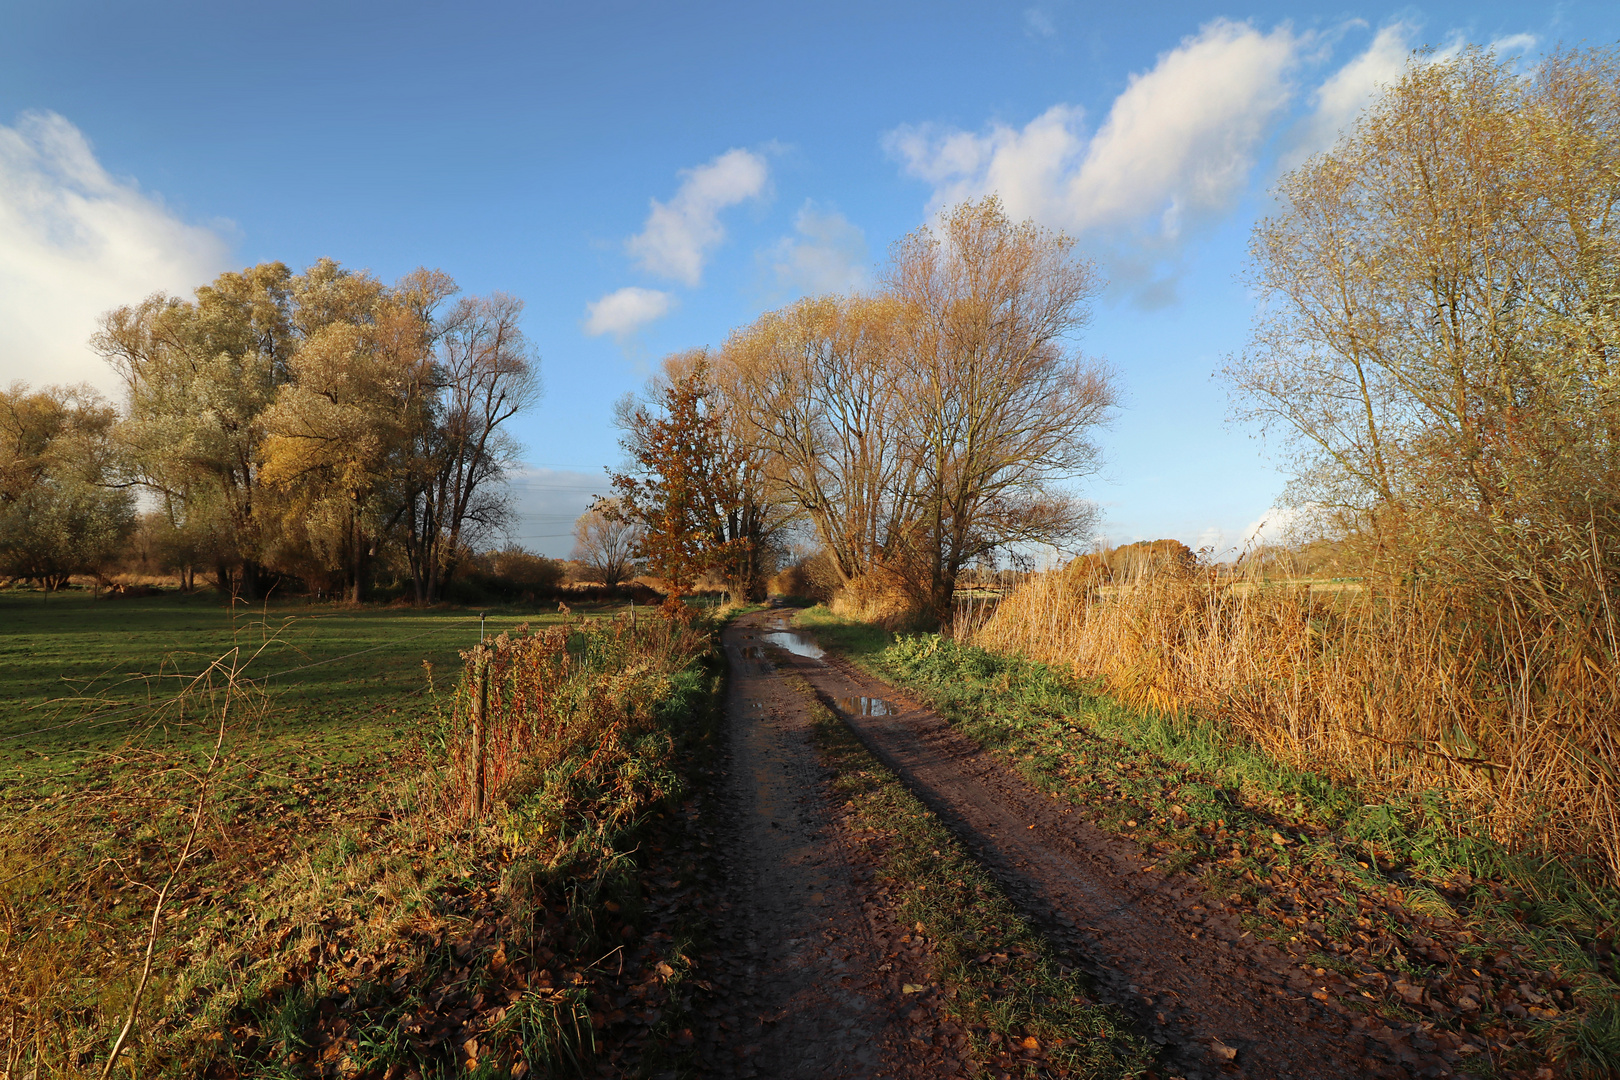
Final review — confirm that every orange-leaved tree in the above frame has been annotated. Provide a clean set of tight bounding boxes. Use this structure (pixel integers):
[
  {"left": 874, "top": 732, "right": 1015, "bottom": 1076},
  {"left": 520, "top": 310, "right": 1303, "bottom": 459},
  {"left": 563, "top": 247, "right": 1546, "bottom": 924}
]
[{"left": 611, "top": 352, "right": 783, "bottom": 604}]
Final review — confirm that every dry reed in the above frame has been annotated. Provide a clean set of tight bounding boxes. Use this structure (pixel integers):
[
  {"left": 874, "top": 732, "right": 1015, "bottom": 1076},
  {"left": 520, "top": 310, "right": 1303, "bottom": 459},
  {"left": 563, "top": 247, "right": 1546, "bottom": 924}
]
[{"left": 973, "top": 560, "right": 1620, "bottom": 886}]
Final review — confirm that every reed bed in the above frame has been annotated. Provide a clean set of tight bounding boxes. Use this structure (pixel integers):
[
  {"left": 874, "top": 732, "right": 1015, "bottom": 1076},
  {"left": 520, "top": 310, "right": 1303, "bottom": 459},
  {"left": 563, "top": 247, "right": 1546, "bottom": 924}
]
[{"left": 973, "top": 561, "right": 1620, "bottom": 886}]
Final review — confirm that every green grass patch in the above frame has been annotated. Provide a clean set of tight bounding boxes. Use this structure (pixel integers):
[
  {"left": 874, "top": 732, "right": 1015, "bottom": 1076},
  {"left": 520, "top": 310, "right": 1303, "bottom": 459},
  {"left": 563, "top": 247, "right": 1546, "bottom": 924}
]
[{"left": 792, "top": 673, "right": 1150, "bottom": 1079}]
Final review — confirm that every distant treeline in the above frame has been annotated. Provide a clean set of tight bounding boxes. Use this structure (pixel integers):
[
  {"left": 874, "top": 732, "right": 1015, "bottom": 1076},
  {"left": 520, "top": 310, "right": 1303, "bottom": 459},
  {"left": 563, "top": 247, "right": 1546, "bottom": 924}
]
[{"left": 1, "top": 260, "right": 538, "bottom": 602}]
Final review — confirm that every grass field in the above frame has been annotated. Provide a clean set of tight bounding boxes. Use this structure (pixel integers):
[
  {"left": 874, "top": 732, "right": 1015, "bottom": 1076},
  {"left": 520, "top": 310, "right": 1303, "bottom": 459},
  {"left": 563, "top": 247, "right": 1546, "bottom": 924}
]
[
  {"left": 0, "top": 590, "right": 631, "bottom": 791},
  {"left": 1, "top": 587, "right": 710, "bottom": 1079}
]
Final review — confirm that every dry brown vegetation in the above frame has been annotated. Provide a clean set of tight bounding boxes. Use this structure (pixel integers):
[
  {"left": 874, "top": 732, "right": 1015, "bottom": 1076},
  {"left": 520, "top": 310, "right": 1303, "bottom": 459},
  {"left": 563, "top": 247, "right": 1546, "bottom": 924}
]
[{"left": 975, "top": 557, "right": 1620, "bottom": 887}]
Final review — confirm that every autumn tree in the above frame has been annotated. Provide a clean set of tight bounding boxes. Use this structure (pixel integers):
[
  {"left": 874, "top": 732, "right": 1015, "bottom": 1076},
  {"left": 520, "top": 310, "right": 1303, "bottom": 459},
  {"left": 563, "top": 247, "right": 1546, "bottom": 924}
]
[
  {"left": 886, "top": 198, "right": 1114, "bottom": 627},
  {"left": 95, "top": 263, "right": 297, "bottom": 598},
  {"left": 260, "top": 262, "right": 433, "bottom": 602},
  {"left": 612, "top": 352, "right": 785, "bottom": 602},
  {"left": 0, "top": 383, "right": 135, "bottom": 589},
  {"left": 1225, "top": 46, "right": 1620, "bottom": 612},
  {"left": 96, "top": 261, "right": 535, "bottom": 603},
  {"left": 720, "top": 294, "right": 919, "bottom": 593},
  {"left": 571, "top": 497, "right": 641, "bottom": 587}
]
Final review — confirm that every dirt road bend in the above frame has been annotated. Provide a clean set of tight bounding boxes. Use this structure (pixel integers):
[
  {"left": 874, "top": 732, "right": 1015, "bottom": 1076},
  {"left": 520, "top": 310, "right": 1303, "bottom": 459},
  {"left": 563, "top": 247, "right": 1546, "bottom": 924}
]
[
  {"left": 748, "top": 614, "right": 1457, "bottom": 1080},
  {"left": 692, "top": 615, "right": 967, "bottom": 1079}
]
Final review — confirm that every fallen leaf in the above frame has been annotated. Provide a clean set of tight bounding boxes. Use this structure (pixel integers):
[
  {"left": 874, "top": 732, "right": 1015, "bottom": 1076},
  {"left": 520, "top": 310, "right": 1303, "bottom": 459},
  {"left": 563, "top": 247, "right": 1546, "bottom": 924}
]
[
  {"left": 1211, "top": 1038, "right": 1238, "bottom": 1062},
  {"left": 1020, "top": 1035, "right": 1041, "bottom": 1051},
  {"left": 901, "top": 983, "right": 927, "bottom": 994}
]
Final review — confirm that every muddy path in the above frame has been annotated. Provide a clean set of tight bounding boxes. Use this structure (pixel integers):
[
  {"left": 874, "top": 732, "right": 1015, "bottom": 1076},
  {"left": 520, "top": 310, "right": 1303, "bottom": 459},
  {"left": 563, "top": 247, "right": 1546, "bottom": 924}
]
[
  {"left": 689, "top": 614, "right": 969, "bottom": 1079},
  {"left": 738, "top": 613, "right": 1459, "bottom": 1080}
]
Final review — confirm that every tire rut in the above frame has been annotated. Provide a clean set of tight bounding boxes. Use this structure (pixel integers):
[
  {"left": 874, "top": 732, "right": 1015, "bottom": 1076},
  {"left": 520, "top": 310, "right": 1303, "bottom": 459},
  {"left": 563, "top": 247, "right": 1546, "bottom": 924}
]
[
  {"left": 782, "top": 634, "right": 1458, "bottom": 1080},
  {"left": 695, "top": 616, "right": 953, "bottom": 1079}
]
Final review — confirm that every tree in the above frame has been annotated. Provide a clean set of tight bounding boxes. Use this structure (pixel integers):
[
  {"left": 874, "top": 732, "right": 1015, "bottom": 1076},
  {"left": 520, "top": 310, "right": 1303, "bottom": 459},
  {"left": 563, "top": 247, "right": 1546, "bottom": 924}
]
[
  {"left": 571, "top": 497, "right": 642, "bottom": 587},
  {"left": 402, "top": 293, "right": 539, "bottom": 603},
  {"left": 96, "top": 261, "right": 536, "bottom": 604},
  {"left": 885, "top": 197, "right": 1114, "bottom": 627},
  {"left": 95, "top": 263, "right": 297, "bottom": 598},
  {"left": 721, "top": 294, "right": 920, "bottom": 594},
  {"left": 0, "top": 383, "right": 135, "bottom": 589},
  {"left": 611, "top": 352, "right": 785, "bottom": 602},
  {"left": 1224, "top": 46, "right": 1620, "bottom": 609},
  {"left": 261, "top": 262, "right": 435, "bottom": 602}
]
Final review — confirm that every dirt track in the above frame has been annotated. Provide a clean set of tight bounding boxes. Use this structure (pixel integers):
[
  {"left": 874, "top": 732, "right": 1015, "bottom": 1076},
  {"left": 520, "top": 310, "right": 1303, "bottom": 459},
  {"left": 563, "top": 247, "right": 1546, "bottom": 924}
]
[
  {"left": 688, "top": 615, "right": 968, "bottom": 1078},
  {"left": 701, "top": 611, "right": 1462, "bottom": 1080}
]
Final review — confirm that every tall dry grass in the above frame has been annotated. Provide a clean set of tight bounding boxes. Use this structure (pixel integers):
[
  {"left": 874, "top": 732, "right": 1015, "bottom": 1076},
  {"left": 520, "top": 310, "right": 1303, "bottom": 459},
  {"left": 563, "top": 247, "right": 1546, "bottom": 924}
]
[{"left": 974, "top": 560, "right": 1620, "bottom": 885}]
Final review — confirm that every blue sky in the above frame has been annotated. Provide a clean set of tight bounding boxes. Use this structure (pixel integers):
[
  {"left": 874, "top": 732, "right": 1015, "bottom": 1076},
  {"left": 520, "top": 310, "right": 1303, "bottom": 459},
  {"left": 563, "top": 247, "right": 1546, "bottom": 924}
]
[{"left": 3, "top": 1, "right": 1615, "bottom": 558}]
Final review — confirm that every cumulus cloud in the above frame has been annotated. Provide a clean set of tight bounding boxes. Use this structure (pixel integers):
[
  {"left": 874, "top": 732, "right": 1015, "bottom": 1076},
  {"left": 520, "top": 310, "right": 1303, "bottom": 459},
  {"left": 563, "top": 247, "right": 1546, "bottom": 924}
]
[
  {"left": 627, "top": 148, "right": 770, "bottom": 286},
  {"left": 583, "top": 286, "right": 674, "bottom": 339},
  {"left": 0, "top": 111, "right": 231, "bottom": 396},
  {"left": 888, "top": 19, "right": 1300, "bottom": 266},
  {"left": 767, "top": 203, "right": 869, "bottom": 295}
]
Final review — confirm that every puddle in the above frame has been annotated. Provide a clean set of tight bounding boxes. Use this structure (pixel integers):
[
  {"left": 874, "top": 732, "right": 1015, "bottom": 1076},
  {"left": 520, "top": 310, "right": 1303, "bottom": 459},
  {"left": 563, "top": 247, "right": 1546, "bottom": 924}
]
[
  {"left": 836, "top": 696, "right": 894, "bottom": 716},
  {"left": 762, "top": 631, "right": 825, "bottom": 660},
  {"left": 742, "top": 646, "right": 765, "bottom": 659}
]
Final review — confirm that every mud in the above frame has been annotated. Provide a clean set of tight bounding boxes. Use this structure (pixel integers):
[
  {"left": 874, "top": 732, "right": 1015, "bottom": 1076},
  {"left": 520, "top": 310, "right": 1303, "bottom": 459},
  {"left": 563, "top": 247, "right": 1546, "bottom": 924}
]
[
  {"left": 784, "top": 630, "right": 1460, "bottom": 1080},
  {"left": 691, "top": 616, "right": 966, "bottom": 1078}
]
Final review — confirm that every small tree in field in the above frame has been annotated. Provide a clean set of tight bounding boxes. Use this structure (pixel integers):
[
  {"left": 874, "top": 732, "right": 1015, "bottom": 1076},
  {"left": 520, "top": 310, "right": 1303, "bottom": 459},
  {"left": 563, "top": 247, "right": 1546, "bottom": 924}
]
[
  {"left": 571, "top": 498, "right": 641, "bottom": 587},
  {"left": 611, "top": 353, "right": 783, "bottom": 603}
]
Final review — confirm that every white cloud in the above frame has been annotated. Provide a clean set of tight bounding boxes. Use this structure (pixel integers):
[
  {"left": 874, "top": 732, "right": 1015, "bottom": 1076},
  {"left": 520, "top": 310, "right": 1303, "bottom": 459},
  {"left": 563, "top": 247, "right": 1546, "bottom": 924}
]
[
  {"left": 1489, "top": 32, "right": 1538, "bottom": 55},
  {"left": 1285, "top": 23, "right": 1414, "bottom": 167},
  {"left": 0, "top": 111, "right": 230, "bottom": 396},
  {"left": 767, "top": 203, "right": 869, "bottom": 294},
  {"left": 888, "top": 19, "right": 1300, "bottom": 254},
  {"left": 627, "top": 148, "right": 769, "bottom": 286},
  {"left": 583, "top": 286, "right": 674, "bottom": 339},
  {"left": 1241, "top": 504, "right": 1313, "bottom": 549}
]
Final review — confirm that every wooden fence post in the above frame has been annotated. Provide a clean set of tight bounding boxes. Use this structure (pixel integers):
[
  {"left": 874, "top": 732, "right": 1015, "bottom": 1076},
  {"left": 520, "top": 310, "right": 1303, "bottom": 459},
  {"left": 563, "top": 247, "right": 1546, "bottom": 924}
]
[{"left": 471, "top": 645, "right": 488, "bottom": 818}]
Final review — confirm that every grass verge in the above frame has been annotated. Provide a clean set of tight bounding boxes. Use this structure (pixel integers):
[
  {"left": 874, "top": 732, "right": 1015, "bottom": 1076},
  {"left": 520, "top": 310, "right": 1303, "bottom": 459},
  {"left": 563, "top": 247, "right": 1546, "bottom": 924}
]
[
  {"left": 787, "top": 670, "right": 1151, "bottom": 1079},
  {"left": 794, "top": 607, "right": 1620, "bottom": 1079}
]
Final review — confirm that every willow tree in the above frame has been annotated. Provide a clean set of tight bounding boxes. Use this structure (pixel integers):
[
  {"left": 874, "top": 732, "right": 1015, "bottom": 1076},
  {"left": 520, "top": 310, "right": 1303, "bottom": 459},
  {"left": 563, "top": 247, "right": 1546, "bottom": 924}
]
[
  {"left": 721, "top": 294, "right": 919, "bottom": 594},
  {"left": 260, "top": 264, "right": 434, "bottom": 602},
  {"left": 1225, "top": 46, "right": 1620, "bottom": 608},
  {"left": 94, "top": 263, "right": 296, "bottom": 597},
  {"left": 0, "top": 383, "right": 134, "bottom": 589},
  {"left": 887, "top": 198, "right": 1114, "bottom": 627}
]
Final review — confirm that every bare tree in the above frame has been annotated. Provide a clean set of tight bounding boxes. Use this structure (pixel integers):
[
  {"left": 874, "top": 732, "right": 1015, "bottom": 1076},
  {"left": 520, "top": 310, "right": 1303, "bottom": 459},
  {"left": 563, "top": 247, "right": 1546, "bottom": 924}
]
[
  {"left": 887, "top": 197, "right": 1114, "bottom": 627},
  {"left": 571, "top": 497, "right": 641, "bottom": 587},
  {"left": 721, "top": 294, "right": 919, "bottom": 593},
  {"left": 404, "top": 293, "right": 540, "bottom": 603}
]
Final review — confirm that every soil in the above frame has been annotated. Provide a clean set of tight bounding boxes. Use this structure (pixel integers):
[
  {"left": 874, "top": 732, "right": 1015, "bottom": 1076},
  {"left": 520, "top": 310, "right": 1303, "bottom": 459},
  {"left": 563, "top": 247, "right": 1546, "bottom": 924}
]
[
  {"left": 684, "top": 613, "right": 969, "bottom": 1078},
  {"left": 696, "top": 610, "right": 1466, "bottom": 1080}
]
